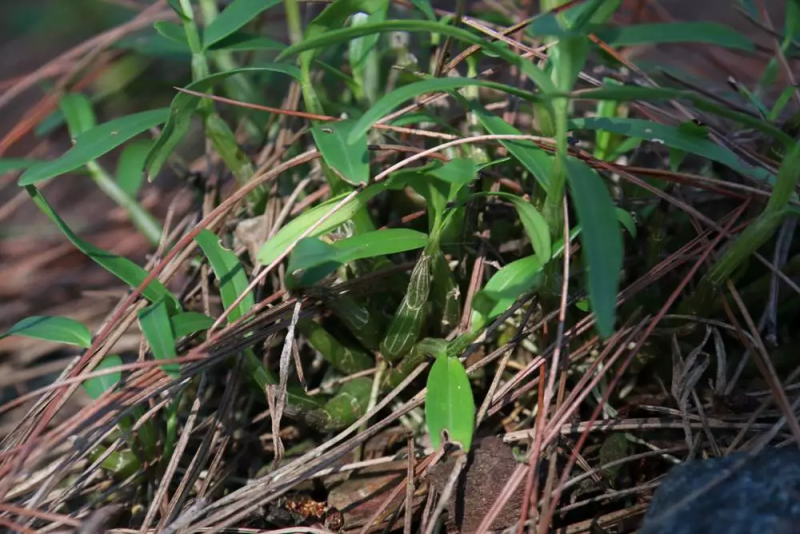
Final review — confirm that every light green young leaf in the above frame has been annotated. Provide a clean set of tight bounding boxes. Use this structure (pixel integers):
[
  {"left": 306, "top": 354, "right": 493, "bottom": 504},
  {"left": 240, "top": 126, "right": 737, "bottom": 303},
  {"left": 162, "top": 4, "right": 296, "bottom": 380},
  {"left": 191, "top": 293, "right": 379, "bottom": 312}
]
[
  {"left": 426, "top": 354, "right": 475, "bottom": 451},
  {"left": 0, "top": 316, "right": 92, "bottom": 348},
  {"left": 564, "top": 157, "right": 622, "bottom": 338},
  {"left": 20, "top": 108, "right": 169, "bottom": 186},
  {"left": 138, "top": 298, "right": 179, "bottom": 378},
  {"left": 82, "top": 355, "right": 123, "bottom": 400},
  {"left": 257, "top": 182, "right": 386, "bottom": 266},
  {"left": 469, "top": 101, "right": 552, "bottom": 189},
  {"left": 170, "top": 311, "right": 215, "bottom": 339},
  {"left": 427, "top": 157, "right": 478, "bottom": 199},
  {"left": 194, "top": 229, "right": 255, "bottom": 323},
  {"left": 25, "top": 186, "right": 180, "bottom": 309},
  {"left": 116, "top": 139, "right": 152, "bottom": 198},
  {"left": 203, "top": 0, "right": 283, "bottom": 49},
  {"left": 311, "top": 119, "right": 370, "bottom": 186},
  {"left": 145, "top": 65, "right": 300, "bottom": 180}
]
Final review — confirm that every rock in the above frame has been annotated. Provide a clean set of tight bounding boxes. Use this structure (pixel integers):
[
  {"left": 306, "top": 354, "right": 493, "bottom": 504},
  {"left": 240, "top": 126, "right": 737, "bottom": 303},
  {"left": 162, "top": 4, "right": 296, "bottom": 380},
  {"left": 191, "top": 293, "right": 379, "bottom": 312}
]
[
  {"left": 427, "top": 436, "right": 524, "bottom": 533},
  {"left": 640, "top": 447, "right": 800, "bottom": 534}
]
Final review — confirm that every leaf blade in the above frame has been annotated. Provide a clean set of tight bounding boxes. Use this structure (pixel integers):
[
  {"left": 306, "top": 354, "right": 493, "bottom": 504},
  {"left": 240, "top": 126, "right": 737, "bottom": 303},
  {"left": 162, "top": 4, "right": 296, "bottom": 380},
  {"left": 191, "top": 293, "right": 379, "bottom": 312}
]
[
  {"left": 0, "top": 316, "right": 92, "bottom": 348},
  {"left": 19, "top": 108, "right": 169, "bottom": 185},
  {"left": 564, "top": 157, "right": 622, "bottom": 338},
  {"left": 426, "top": 355, "right": 475, "bottom": 451}
]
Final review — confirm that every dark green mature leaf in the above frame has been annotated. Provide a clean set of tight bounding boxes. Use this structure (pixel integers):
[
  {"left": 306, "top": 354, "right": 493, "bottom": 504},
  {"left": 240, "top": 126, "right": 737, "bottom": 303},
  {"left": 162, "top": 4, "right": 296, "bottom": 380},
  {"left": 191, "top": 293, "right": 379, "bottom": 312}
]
[
  {"left": 564, "top": 157, "right": 622, "bottom": 338},
  {"left": 20, "top": 109, "right": 169, "bottom": 186},
  {"left": 595, "top": 22, "right": 754, "bottom": 51},
  {"left": 170, "top": 312, "right": 215, "bottom": 338},
  {"left": 616, "top": 208, "right": 637, "bottom": 238},
  {"left": 480, "top": 192, "right": 551, "bottom": 263},
  {"left": 194, "top": 230, "right": 254, "bottom": 323},
  {"left": 138, "top": 298, "right": 179, "bottom": 378},
  {"left": 25, "top": 186, "right": 180, "bottom": 309},
  {"left": 288, "top": 229, "right": 429, "bottom": 285},
  {"left": 0, "top": 316, "right": 92, "bottom": 348},
  {"left": 116, "top": 139, "right": 152, "bottom": 197},
  {"left": 82, "top": 355, "right": 123, "bottom": 400},
  {"left": 426, "top": 354, "right": 475, "bottom": 451},
  {"left": 349, "top": 77, "right": 538, "bottom": 143},
  {"left": 311, "top": 119, "right": 370, "bottom": 186},
  {"left": 570, "top": 117, "right": 773, "bottom": 183},
  {"left": 203, "top": 0, "right": 283, "bottom": 49},
  {"left": 336, "top": 228, "right": 428, "bottom": 262},
  {"left": 279, "top": 19, "right": 556, "bottom": 93},
  {"left": 257, "top": 182, "right": 386, "bottom": 266},
  {"left": 145, "top": 65, "right": 300, "bottom": 180},
  {"left": 470, "top": 101, "right": 552, "bottom": 188}
]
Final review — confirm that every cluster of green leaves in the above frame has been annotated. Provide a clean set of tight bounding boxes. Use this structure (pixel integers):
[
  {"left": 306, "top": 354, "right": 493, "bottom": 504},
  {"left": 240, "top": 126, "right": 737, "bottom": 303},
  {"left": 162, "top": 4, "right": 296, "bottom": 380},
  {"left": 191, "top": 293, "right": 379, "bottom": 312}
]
[{"left": 3, "top": 0, "right": 798, "bottom": 466}]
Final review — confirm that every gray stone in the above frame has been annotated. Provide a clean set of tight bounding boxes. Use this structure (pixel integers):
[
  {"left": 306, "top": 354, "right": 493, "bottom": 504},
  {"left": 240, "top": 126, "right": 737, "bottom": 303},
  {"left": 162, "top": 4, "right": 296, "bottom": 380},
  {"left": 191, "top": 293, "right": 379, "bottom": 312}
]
[{"left": 640, "top": 448, "right": 800, "bottom": 534}]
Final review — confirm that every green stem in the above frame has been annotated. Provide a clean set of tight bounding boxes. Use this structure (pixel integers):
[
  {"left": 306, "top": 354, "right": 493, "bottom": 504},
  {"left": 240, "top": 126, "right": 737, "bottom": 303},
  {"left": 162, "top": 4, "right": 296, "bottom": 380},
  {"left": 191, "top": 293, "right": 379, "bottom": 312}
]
[
  {"left": 86, "top": 161, "right": 162, "bottom": 245},
  {"left": 683, "top": 143, "right": 800, "bottom": 313}
]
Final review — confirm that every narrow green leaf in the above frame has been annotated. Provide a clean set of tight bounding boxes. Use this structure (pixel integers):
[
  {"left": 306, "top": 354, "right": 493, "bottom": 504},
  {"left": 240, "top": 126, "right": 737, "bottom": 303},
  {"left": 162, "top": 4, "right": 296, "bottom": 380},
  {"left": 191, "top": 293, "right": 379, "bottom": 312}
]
[
  {"left": 138, "top": 299, "right": 179, "bottom": 378},
  {"left": 595, "top": 22, "right": 754, "bottom": 51},
  {"left": 82, "top": 355, "right": 123, "bottom": 400},
  {"left": 311, "top": 119, "right": 370, "bottom": 186},
  {"left": 349, "top": 77, "right": 539, "bottom": 143},
  {"left": 300, "top": 0, "right": 389, "bottom": 70},
  {"left": 278, "top": 19, "right": 556, "bottom": 93},
  {"left": 170, "top": 311, "right": 215, "bottom": 339},
  {"left": 203, "top": 0, "right": 283, "bottom": 49},
  {"left": 194, "top": 229, "right": 255, "bottom": 323},
  {"left": 0, "top": 159, "right": 39, "bottom": 174},
  {"left": 411, "top": 0, "right": 436, "bottom": 20},
  {"left": 426, "top": 355, "right": 475, "bottom": 451},
  {"left": 257, "top": 182, "right": 386, "bottom": 267},
  {"left": 20, "top": 109, "right": 169, "bottom": 186},
  {"left": 333, "top": 228, "right": 428, "bottom": 263},
  {"left": 480, "top": 192, "right": 551, "bottom": 264},
  {"left": 25, "top": 186, "right": 180, "bottom": 309},
  {"left": 60, "top": 93, "right": 97, "bottom": 136},
  {"left": 116, "top": 139, "right": 152, "bottom": 198},
  {"left": 570, "top": 117, "right": 773, "bottom": 183},
  {"left": 470, "top": 101, "right": 553, "bottom": 189},
  {"left": 210, "top": 33, "right": 286, "bottom": 51},
  {"left": 145, "top": 66, "right": 300, "bottom": 180},
  {"left": 564, "top": 157, "right": 622, "bottom": 338},
  {"left": 288, "top": 229, "right": 429, "bottom": 286},
  {"left": 0, "top": 315, "right": 92, "bottom": 348}
]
